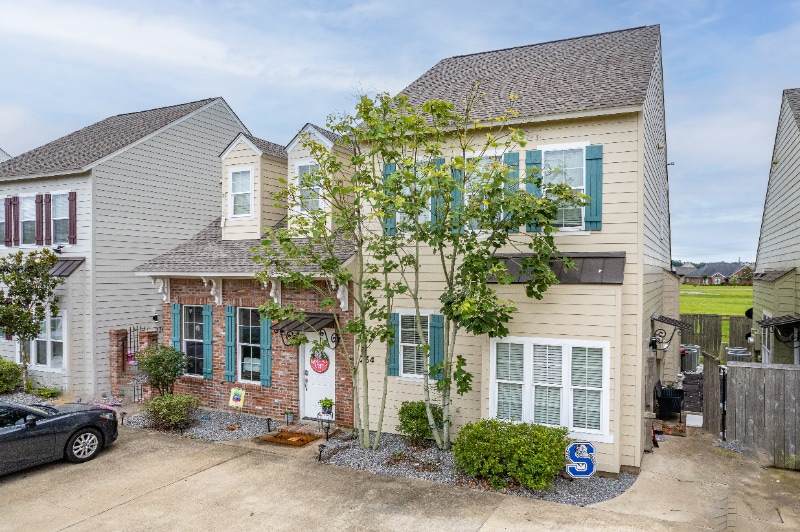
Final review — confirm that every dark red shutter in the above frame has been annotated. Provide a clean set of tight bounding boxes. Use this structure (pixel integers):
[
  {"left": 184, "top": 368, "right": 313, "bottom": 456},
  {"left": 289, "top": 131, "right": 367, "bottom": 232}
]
[
  {"left": 11, "top": 196, "right": 19, "bottom": 246},
  {"left": 35, "top": 194, "right": 43, "bottom": 245},
  {"left": 3, "top": 197, "right": 11, "bottom": 247},
  {"left": 44, "top": 194, "right": 52, "bottom": 245},
  {"left": 68, "top": 191, "right": 77, "bottom": 245}
]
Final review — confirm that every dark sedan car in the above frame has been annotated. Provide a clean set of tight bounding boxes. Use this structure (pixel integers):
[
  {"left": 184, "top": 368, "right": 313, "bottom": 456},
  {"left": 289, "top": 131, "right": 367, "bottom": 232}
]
[{"left": 0, "top": 401, "right": 118, "bottom": 475}]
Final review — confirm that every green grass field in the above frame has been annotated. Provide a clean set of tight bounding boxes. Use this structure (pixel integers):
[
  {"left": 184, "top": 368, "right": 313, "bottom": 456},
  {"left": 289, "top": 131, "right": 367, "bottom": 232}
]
[{"left": 679, "top": 285, "right": 753, "bottom": 316}]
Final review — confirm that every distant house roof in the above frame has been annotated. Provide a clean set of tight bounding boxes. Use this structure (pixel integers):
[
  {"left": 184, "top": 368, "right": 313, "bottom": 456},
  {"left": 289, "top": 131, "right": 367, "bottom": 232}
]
[
  {"left": 134, "top": 218, "right": 355, "bottom": 276},
  {"left": 400, "top": 25, "right": 661, "bottom": 122},
  {"left": 0, "top": 147, "right": 10, "bottom": 162},
  {"left": 0, "top": 98, "right": 247, "bottom": 180},
  {"left": 785, "top": 88, "right": 800, "bottom": 126},
  {"left": 685, "top": 262, "right": 749, "bottom": 279},
  {"left": 675, "top": 266, "right": 698, "bottom": 277}
]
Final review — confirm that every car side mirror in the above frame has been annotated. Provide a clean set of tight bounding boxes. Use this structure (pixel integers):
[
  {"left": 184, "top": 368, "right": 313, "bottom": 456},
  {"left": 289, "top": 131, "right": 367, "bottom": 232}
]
[{"left": 24, "top": 415, "right": 37, "bottom": 428}]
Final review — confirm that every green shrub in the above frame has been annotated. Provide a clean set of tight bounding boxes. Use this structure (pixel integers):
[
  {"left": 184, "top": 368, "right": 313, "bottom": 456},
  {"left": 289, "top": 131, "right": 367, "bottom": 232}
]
[
  {"left": 453, "top": 419, "right": 570, "bottom": 490},
  {"left": 397, "top": 400, "right": 443, "bottom": 445},
  {"left": 0, "top": 359, "right": 23, "bottom": 393},
  {"left": 34, "top": 385, "right": 61, "bottom": 398},
  {"left": 135, "top": 344, "right": 187, "bottom": 396},
  {"left": 144, "top": 394, "right": 199, "bottom": 430}
]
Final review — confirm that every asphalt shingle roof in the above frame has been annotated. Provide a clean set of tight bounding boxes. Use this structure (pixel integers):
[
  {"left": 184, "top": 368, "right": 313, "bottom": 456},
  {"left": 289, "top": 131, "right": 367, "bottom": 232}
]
[
  {"left": 685, "top": 262, "right": 749, "bottom": 279},
  {"left": 135, "top": 218, "right": 355, "bottom": 275},
  {"left": 785, "top": 88, "right": 800, "bottom": 127},
  {"left": 242, "top": 133, "right": 287, "bottom": 159},
  {"left": 0, "top": 98, "right": 221, "bottom": 179},
  {"left": 400, "top": 25, "right": 661, "bottom": 121}
]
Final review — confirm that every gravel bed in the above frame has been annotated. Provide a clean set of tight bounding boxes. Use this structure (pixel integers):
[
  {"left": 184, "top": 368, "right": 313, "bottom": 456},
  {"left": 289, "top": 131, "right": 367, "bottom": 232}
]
[
  {"left": 713, "top": 439, "right": 744, "bottom": 453},
  {"left": 1, "top": 392, "right": 55, "bottom": 405},
  {"left": 321, "top": 432, "right": 637, "bottom": 507},
  {"left": 125, "top": 408, "right": 281, "bottom": 441}
]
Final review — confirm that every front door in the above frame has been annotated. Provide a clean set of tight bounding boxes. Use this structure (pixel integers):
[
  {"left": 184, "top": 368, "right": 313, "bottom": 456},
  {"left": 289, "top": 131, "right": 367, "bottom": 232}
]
[{"left": 301, "top": 331, "right": 336, "bottom": 419}]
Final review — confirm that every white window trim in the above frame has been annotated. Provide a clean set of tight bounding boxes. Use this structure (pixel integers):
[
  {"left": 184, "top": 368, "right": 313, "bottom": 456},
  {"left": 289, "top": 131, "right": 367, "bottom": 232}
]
[
  {"left": 228, "top": 167, "right": 255, "bottom": 220},
  {"left": 237, "top": 307, "right": 261, "bottom": 384},
  {"left": 538, "top": 141, "right": 589, "bottom": 232},
  {"left": 15, "top": 310, "right": 66, "bottom": 372},
  {"left": 489, "top": 336, "right": 613, "bottom": 444},
  {"left": 293, "top": 160, "right": 325, "bottom": 218},
  {"left": 49, "top": 190, "right": 71, "bottom": 246},
  {"left": 397, "top": 309, "right": 434, "bottom": 380},
  {"left": 18, "top": 194, "right": 37, "bottom": 247},
  {"left": 762, "top": 310, "right": 772, "bottom": 364}
]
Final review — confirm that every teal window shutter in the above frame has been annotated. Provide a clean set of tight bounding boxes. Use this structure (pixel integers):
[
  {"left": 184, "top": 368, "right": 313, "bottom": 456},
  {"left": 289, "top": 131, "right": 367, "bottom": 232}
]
[
  {"left": 383, "top": 163, "right": 397, "bottom": 236},
  {"left": 503, "top": 152, "right": 520, "bottom": 233},
  {"left": 202, "top": 304, "right": 213, "bottom": 380},
  {"left": 260, "top": 314, "right": 272, "bottom": 387},
  {"left": 430, "top": 158, "right": 446, "bottom": 226},
  {"left": 388, "top": 313, "right": 399, "bottom": 376},
  {"left": 430, "top": 314, "right": 444, "bottom": 380},
  {"left": 171, "top": 303, "right": 181, "bottom": 350},
  {"left": 525, "top": 150, "right": 543, "bottom": 232},
  {"left": 224, "top": 306, "right": 236, "bottom": 383},
  {"left": 585, "top": 145, "right": 603, "bottom": 231}
]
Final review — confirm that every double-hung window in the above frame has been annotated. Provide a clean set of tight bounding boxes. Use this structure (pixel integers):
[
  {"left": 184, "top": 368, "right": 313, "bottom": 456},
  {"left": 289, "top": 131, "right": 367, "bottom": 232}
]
[
  {"left": 19, "top": 196, "right": 36, "bottom": 245},
  {"left": 541, "top": 145, "right": 586, "bottom": 229},
  {"left": 51, "top": 193, "right": 69, "bottom": 244},
  {"left": 183, "top": 306, "right": 205, "bottom": 376},
  {"left": 464, "top": 155, "right": 499, "bottom": 231},
  {"left": 21, "top": 313, "right": 64, "bottom": 370},
  {"left": 229, "top": 169, "right": 253, "bottom": 218},
  {"left": 400, "top": 314, "right": 429, "bottom": 377},
  {"left": 238, "top": 308, "right": 261, "bottom": 382},
  {"left": 491, "top": 337, "right": 610, "bottom": 440},
  {"left": 297, "top": 164, "right": 322, "bottom": 216},
  {"left": 396, "top": 164, "right": 432, "bottom": 226}
]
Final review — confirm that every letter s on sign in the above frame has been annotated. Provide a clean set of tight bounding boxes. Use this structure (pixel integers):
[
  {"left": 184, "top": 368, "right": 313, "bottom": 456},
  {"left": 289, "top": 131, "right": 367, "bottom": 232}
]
[{"left": 565, "top": 441, "right": 596, "bottom": 478}]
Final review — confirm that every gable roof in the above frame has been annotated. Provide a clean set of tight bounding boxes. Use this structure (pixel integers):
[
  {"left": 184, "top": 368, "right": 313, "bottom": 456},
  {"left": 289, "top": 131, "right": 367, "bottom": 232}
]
[
  {"left": 285, "top": 123, "right": 342, "bottom": 153},
  {"left": 134, "top": 218, "right": 355, "bottom": 276},
  {"left": 0, "top": 98, "right": 248, "bottom": 180},
  {"left": 400, "top": 25, "right": 661, "bottom": 122},
  {"left": 785, "top": 88, "right": 800, "bottom": 127},
  {"left": 220, "top": 132, "right": 287, "bottom": 160}
]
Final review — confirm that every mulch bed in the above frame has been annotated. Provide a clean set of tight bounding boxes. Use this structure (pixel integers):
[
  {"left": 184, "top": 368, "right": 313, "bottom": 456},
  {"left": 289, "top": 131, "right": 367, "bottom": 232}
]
[{"left": 260, "top": 432, "right": 319, "bottom": 447}]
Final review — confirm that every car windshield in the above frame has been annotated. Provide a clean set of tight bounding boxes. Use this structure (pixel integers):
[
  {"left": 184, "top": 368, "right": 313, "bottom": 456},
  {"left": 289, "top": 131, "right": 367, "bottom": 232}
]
[{"left": 26, "top": 405, "right": 57, "bottom": 416}]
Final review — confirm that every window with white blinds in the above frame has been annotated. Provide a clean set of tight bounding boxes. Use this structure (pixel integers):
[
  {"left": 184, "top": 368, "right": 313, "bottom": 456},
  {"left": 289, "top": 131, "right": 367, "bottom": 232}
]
[
  {"left": 491, "top": 338, "right": 609, "bottom": 438},
  {"left": 400, "top": 314, "right": 429, "bottom": 376},
  {"left": 297, "top": 164, "right": 322, "bottom": 215}
]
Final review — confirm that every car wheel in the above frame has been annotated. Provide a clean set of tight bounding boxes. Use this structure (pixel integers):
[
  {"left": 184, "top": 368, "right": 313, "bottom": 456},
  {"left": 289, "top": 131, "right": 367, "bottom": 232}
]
[{"left": 65, "top": 428, "right": 102, "bottom": 463}]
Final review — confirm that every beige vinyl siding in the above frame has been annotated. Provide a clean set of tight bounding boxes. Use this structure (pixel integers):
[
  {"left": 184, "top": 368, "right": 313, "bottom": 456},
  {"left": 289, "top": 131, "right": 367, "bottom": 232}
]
[
  {"left": 753, "top": 271, "right": 799, "bottom": 363},
  {"left": 260, "top": 155, "right": 288, "bottom": 230},
  {"left": 92, "top": 100, "right": 246, "bottom": 393},
  {"left": 222, "top": 140, "right": 260, "bottom": 240},
  {"left": 757, "top": 96, "right": 800, "bottom": 269}
]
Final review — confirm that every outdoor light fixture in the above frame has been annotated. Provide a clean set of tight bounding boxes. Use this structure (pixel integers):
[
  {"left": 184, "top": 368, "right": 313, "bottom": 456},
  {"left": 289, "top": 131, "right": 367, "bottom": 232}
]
[{"left": 650, "top": 315, "right": 692, "bottom": 353}]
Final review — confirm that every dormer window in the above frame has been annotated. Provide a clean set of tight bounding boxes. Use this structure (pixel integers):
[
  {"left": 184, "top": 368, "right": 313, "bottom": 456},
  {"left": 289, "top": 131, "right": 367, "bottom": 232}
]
[
  {"left": 229, "top": 168, "right": 253, "bottom": 218},
  {"left": 297, "top": 163, "right": 322, "bottom": 215}
]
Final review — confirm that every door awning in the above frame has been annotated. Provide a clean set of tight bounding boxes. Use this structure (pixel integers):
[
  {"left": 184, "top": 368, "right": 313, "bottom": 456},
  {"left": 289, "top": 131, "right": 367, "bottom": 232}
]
[
  {"left": 49, "top": 257, "right": 86, "bottom": 277},
  {"left": 651, "top": 314, "right": 692, "bottom": 331},
  {"left": 273, "top": 313, "right": 337, "bottom": 334},
  {"left": 756, "top": 314, "right": 800, "bottom": 328}
]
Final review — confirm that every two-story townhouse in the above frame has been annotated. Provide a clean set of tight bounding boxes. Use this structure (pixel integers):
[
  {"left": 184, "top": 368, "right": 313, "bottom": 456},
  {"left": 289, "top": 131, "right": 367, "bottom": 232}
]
[
  {"left": 753, "top": 88, "right": 800, "bottom": 365},
  {"left": 0, "top": 98, "right": 248, "bottom": 398},
  {"left": 362, "top": 25, "right": 679, "bottom": 475},
  {"left": 135, "top": 125, "right": 357, "bottom": 425}
]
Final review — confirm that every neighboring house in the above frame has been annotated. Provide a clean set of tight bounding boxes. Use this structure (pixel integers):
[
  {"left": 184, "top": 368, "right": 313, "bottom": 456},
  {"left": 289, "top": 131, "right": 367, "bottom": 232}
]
[
  {"left": 0, "top": 148, "right": 10, "bottom": 163},
  {"left": 674, "top": 263, "right": 697, "bottom": 284},
  {"left": 361, "top": 25, "right": 678, "bottom": 476},
  {"left": 683, "top": 262, "right": 750, "bottom": 285},
  {"left": 0, "top": 98, "right": 248, "bottom": 398},
  {"left": 753, "top": 88, "right": 800, "bottom": 365},
  {"left": 135, "top": 126, "right": 357, "bottom": 425}
]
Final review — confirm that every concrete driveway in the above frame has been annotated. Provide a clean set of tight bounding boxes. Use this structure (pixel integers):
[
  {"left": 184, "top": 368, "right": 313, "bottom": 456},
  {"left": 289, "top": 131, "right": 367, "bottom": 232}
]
[{"left": 1, "top": 426, "right": 798, "bottom": 531}]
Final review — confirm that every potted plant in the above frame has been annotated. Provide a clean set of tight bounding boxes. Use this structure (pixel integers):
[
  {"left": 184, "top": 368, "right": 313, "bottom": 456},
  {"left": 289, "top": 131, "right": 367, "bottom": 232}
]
[
  {"left": 319, "top": 397, "right": 334, "bottom": 415},
  {"left": 284, "top": 410, "right": 294, "bottom": 424}
]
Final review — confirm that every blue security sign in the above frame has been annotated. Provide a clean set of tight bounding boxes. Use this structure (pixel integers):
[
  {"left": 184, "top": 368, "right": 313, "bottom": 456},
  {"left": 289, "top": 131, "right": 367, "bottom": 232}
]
[{"left": 565, "top": 441, "right": 596, "bottom": 478}]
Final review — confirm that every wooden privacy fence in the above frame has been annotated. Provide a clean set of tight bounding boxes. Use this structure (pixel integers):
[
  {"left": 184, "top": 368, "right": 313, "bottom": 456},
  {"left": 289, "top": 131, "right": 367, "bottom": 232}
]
[
  {"left": 727, "top": 362, "right": 800, "bottom": 470},
  {"left": 702, "top": 354, "right": 723, "bottom": 437},
  {"left": 679, "top": 314, "right": 752, "bottom": 355}
]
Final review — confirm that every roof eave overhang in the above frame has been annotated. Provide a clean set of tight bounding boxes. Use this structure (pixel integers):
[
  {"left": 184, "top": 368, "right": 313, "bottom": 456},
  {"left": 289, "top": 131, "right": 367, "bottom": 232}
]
[
  {"left": 135, "top": 270, "right": 339, "bottom": 281},
  {"left": 456, "top": 104, "right": 643, "bottom": 132}
]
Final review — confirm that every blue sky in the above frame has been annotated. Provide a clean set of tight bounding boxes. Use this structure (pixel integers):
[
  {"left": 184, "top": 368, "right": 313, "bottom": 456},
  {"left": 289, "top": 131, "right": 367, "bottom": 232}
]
[{"left": 1, "top": 0, "right": 798, "bottom": 262}]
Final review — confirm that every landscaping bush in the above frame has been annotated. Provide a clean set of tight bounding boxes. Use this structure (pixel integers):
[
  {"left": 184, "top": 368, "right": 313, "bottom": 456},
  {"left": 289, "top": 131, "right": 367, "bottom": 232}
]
[
  {"left": 135, "top": 344, "right": 187, "bottom": 396},
  {"left": 34, "top": 385, "right": 61, "bottom": 398},
  {"left": 453, "top": 419, "right": 570, "bottom": 490},
  {"left": 143, "top": 394, "right": 199, "bottom": 430},
  {"left": 0, "top": 359, "right": 23, "bottom": 393},
  {"left": 397, "top": 400, "right": 443, "bottom": 445}
]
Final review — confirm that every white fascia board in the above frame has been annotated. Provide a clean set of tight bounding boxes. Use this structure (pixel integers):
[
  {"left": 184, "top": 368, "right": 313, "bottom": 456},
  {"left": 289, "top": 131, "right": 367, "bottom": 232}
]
[
  {"left": 285, "top": 124, "right": 334, "bottom": 154},
  {"left": 220, "top": 133, "right": 262, "bottom": 160},
  {"left": 481, "top": 105, "right": 643, "bottom": 129},
  {"left": 135, "top": 271, "right": 258, "bottom": 278}
]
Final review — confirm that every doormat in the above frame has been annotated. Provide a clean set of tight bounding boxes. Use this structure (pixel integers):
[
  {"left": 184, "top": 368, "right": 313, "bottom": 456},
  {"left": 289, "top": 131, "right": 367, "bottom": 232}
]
[
  {"left": 260, "top": 431, "right": 319, "bottom": 447},
  {"left": 662, "top": 423, "right": 686, "bottom": 436}
]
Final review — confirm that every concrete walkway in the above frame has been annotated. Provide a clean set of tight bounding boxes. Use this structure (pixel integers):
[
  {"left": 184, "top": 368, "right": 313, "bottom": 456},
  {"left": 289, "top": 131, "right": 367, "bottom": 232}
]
[{"left": 1, "top": 425, "right": 798, "bottom": 531}]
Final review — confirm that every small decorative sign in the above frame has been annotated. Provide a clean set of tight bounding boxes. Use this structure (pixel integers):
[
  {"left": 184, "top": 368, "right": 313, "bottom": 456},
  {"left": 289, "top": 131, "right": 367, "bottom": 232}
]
[
  {"left": 228, "top": 387, "right": 245, "bottom": 409},
  {"left": 565, "top": 441, "right": 596, "bottom": 478},
  {"left": 310, "top": 350, "right": 330, "bottom": 373}
]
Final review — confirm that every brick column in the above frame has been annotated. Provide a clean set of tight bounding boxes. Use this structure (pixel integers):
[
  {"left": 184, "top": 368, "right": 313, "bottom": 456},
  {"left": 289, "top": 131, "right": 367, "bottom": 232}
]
[
  {"left": 108, "top": 329, "right": 128, "bottom": 396},
  {"left": 139, "top": 330, "right": 159, "bottom": 350}
]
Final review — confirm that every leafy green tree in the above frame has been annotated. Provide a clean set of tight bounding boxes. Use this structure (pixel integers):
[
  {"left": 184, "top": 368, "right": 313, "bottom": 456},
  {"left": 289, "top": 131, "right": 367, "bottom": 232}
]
[
  {"left": 135, "top": 344, "right": 187, "bottom": 396},
  {"left": 0, "top": 249, "right": 63, "bottom": 385}
]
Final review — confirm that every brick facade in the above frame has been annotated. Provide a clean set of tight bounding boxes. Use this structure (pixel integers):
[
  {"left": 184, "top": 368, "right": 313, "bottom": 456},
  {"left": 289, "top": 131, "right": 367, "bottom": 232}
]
[{"left": 162, "top": 278, "right": 355, "bottom": 426}]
